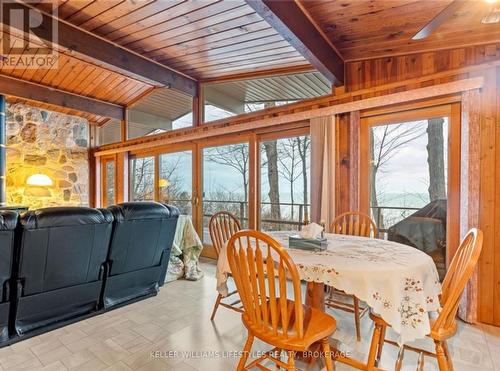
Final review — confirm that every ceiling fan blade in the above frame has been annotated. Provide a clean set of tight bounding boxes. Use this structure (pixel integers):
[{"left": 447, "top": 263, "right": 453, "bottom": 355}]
[{"left": 412, "top": 0, "right": 465, "bottom": 40}]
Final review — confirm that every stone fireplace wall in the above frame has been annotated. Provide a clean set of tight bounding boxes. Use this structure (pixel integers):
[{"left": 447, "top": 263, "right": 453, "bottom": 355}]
[{"left": 6, "top": 103, "right": 89, "bottom": 209}]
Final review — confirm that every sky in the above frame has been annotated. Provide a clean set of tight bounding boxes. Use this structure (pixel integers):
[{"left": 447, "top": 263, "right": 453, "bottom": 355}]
[{"left": 372, "top": 118, "right": 449, "bottom": 205}]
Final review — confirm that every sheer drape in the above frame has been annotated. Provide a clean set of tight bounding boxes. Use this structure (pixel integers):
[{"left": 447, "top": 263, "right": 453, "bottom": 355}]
[{"left": 310, "top": 116, "right": 336, "bottom": 230}]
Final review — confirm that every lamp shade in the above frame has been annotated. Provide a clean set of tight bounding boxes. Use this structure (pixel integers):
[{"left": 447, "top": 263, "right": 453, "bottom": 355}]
[
  {"left": 26, "top": 174, "right": 53, "bottom": 186},
  {"left": 158, "top": 178, "right": 170, "bottom": 188}
]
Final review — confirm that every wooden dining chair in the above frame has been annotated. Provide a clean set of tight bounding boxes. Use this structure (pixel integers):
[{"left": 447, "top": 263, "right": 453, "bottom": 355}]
[
  {"left": 227, "top": 230, "right": 337, "bottom": 371},
  {"left": 367, "top": 228, "right": 483, "bottom": 371},
  {"left": 326, "top": 211, "right": 378, "bottom": 341},
  {"left": 209, "top": 211, "right": 243, "bottom": 320}
]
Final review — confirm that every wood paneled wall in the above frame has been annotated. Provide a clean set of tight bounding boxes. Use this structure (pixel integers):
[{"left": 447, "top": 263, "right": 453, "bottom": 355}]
[{"left": 344, "top": 43, "right": 500, "bottom": 326}]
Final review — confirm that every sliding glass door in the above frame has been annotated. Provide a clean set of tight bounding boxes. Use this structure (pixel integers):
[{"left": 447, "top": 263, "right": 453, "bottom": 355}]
[{"left": 361, "top": 104, "right": 460, "bottom": 280}]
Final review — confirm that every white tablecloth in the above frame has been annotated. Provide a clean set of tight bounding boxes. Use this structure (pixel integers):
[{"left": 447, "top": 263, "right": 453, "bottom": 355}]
[
  {"left": 166, "top": 215, "right": 204, "bottom": 282},
  {"left": 216, "top": 231, "right": 442, "bottom": 344}
]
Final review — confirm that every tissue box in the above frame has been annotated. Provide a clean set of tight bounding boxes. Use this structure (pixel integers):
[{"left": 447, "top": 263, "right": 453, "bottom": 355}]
[{"left": 289, "top": 235, "right": 328, "bottom": 251}]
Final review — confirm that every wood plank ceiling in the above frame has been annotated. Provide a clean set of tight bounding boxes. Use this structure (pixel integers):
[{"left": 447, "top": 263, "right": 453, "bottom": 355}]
[
  {"left": 299, "top": 0, "right": 500, "bottom": 61},
  {"left": 40, "top": 0, "right": 308, "bottom": 80}
]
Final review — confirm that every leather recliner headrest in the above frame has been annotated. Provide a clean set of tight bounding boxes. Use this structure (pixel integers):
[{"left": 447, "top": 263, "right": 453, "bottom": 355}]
[
  {"left": 21, "top": 207, "right": 114, "bottom": 230},
  {"left": 108, "top": 202, "right": 179, "bottom": 223},
  {"left": 0, "top": 210, "right": 19, "bottom": 231}
]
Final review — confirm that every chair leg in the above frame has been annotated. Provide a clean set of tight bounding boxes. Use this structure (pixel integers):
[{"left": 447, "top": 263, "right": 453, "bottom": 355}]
[
  {"left": 416, "top": 352, "right": 425, "bottom": 371},
  {"left": 442, "top": 340, "right": 454, "bottom": 371},
  {"left": 275, "top": 348, "right": 282, "bottom": 371},
  {"left": 237, "top": 333, "right": 254, "bottom": 371},
  {"left": 353, "top": 296, "right": 361, "bottom": 341},
  {"left": 366, "top": 322, "right": 382, "bottom": 370},
  {"left": 375, "top": 323, "right": 386, "bottom": 366},
  {"left": 321, "top": 338, "right": 335, "bottom": 371},
  {"left": 210, "top": 293, "right": 223, "bottom": 321},
  {"left": 287, "top": 350, "right": 296, "bottom": 371},
  {"left": 395, "top": 346, "right": 405, "bottom": 371},
  {"left": 434, "top": 340, "right": 450, "bottom": 371}
]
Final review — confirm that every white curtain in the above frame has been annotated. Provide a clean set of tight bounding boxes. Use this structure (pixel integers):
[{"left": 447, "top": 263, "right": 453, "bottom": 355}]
[{"left": 310, "top": 116, "right": 336, "bottom": 231}]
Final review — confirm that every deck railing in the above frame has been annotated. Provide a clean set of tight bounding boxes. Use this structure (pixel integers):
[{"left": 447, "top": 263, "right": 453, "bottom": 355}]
[{"left": 164, "top": 198, "right": 310, "bottom": 229}]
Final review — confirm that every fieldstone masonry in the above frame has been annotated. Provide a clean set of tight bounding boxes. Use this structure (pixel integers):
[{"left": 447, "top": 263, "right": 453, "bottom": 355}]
[{"left": 6, "top": 103, "right": 89, "bottom": 209}]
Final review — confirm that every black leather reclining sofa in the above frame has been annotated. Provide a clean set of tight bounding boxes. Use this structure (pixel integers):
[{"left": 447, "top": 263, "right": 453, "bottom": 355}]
[{"left": 0, "top": 201, "right": 178, "bottom": 346}]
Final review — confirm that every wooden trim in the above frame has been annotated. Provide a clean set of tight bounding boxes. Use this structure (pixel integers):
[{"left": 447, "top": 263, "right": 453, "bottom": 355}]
[
  {"left": 349, "top": 111, "right": 360, "bottom": 212},
  {"left": 344, "top": 40, "right": 500, "bottom": 64},
  {"left": 447, "top": 103, "right": 461, "bottom": 264},
  {"left": 246, "top": 0, "right": 344, "bottom": 85},
  {"left": 363, "top": 105, "right": 454, "bottom": 127},
  {"left": 11, "top": 2, "right": 198, "bottom": 96},
  {"left": 0, "top": 74, "right": 125, "bottom": 120},
  {"left": 94, "top": 77, "right": 483, "bottom": 157},
  {"left": 248, "top": 133, "right": 258, "bottom": 229}
]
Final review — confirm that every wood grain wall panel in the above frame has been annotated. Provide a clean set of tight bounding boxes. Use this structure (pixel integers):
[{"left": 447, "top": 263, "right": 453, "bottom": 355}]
[
  {"left": 345, "top": 43, "right": 500, "bottom": 92},
  {"left": 496, "top": 66, "right": 500, "bottom": 325}
]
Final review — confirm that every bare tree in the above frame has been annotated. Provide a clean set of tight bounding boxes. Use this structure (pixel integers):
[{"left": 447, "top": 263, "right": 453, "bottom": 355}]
[
  {"left": 131, "top": 157, "right": 155, "bottom": 201},
  {"left": 263, "top": 140, "right": 281, "bottom": 221},
  {"left": 205, "top": 144, "right": 249, "bottom": 221},
  {"left": 426, "top": 118, "right": 446, "bottom": 201},
  {"left": 296, "top": 135, "right": 310, "bottom": 221},
  {"left": 370, "top": 123, "right": 426, "bottom": 228},
  {"left": 278, "top": 138, "right": 302, "bottom": 220}
]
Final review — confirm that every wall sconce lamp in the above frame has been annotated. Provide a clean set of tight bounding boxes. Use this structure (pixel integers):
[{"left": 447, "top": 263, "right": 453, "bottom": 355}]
[
  {"left": 26, "top": 174, "right": 53, "bottom": 186},
  {"left": 25, "top": 174, "right": 53, "bottom": 197}
]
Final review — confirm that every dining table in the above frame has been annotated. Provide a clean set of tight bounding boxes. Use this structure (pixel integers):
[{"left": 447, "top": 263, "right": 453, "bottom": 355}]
[{"left": 216, "top": 231, "right": 442, "bottom": 370}]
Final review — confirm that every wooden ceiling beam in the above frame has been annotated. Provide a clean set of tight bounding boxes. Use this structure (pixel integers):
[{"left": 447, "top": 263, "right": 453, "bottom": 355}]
[
  {"left": 0, "top": 74, "right": 125, "bottom": 121},
  {"left": 246, "top": 0, "right": 344, "bottom": 86},
  {"left": 3, "top": 2, "right": 198, "bottom": 96}
]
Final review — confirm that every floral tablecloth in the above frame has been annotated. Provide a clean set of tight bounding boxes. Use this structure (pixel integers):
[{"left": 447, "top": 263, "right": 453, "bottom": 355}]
[
  {"left": 216, "top": 231, "right": 441, "bottom": 344},
  {"left": 166, "top": 215, "right": 204, "bottom": 282}
]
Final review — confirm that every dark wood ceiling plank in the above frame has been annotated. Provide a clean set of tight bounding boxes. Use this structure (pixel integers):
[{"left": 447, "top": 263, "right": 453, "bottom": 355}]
[
  {"left": 246, "top": 0, "right": 344, "bottom": 85},
  {"left": 3, "top": 2, "right": 198, "bottom": 96},
  {"left": 0, "top": 74, "right": 124, "bottom": 120}
]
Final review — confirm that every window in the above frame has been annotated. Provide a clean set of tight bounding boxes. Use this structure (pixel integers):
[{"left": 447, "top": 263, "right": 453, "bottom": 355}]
[
  {"left": 104, "top": 161, "right": 115, "bottom": 207},
  {"left": 130, "top": 156, "right": 155, "bottom": 201},
  {"left": 260, "top": 135, "right": 311, "bottom": 231},
  {"left": 159, "top": 151, "right": 192, "bottom": 215},
  {"left": 203, "top": 143, "right": 249, "bottom": 243},
  {"left": 127, "top": 88, "right": 193, "bottom": 140},
  {"left": 203, "top": 71, "right": 330, "bottom": 123},
  {"left": 96, "top": 119, "right": 121, "bottom": 146},
  {"left": 362, "top": 106, "right": 460, "bottom": 281}
]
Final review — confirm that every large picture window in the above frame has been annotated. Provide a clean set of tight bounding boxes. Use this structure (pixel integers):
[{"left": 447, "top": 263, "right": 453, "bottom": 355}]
[
  {"left": 202, "top": 143, "right": 249, "bottom": 243},
  {"left": 260, "top": 134, "right": 311, "bottom": 231},
  {"left": 130, "top": 156, "right": 155, "bottom": 201},
  {"left": 159, "top": 150, "right": 193, "bottom": 215},
  {"left": 203, "top": 71, "right": 330, "bottom": 123}
]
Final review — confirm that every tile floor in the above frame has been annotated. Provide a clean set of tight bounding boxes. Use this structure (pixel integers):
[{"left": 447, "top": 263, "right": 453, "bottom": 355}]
[{"left": 0, "top": 259, "right": 499, "bottom": 371}]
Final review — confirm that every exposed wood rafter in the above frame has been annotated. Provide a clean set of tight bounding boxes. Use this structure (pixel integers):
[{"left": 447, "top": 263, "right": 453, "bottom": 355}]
[
  {"left": 0, "top": 75, "right": 125, "bottom": 121},
  {"left": 3, "top": 2, "right": 198, "bottom": 96},
  {"left": 245, "top": 0, "right": 344, "bottom": 86}
]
